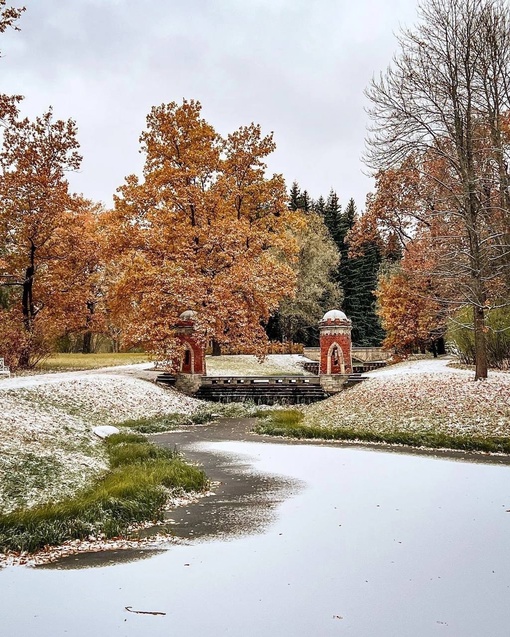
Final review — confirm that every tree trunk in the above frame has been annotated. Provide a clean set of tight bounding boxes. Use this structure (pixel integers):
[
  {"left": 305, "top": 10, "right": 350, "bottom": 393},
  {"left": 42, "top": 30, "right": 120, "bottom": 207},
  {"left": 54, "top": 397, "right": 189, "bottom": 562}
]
[
  {"left": 82, "top": 301, "right": 95, "bottom": 354},
  {"left": 211, "top": 339, "right": 222, "bottom": 356},
  {"left": 473, "top": 304, "right": 488, "bottom": 380},
  {"left": 22, "top": 256, "right": 35, "bottom": 332},
  {"left": 82, "top": 331, "right": 93, "bottom": 354},
  {"left": 19, "top": 242, "right": 36, "bottom": 368}
]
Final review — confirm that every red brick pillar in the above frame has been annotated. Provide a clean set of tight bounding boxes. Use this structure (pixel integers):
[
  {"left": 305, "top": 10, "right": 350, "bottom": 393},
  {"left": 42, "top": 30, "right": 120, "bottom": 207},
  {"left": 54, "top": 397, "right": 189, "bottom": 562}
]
[
  {"left": 319, "top": 310, "right": 352, "bottom": 375},
  {"left": 174, "top": 310, "right": 206, "bottom": 376}
]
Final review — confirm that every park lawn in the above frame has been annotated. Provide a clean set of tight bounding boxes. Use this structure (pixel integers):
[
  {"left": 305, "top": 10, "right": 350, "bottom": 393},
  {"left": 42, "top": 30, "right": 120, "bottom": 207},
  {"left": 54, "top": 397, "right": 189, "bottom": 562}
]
[
  {"left": 205, "top": 354, "right": 310, "bottom": 376},
  {"left": 36, "top": 352, "right": 151, "bottom": 371}
]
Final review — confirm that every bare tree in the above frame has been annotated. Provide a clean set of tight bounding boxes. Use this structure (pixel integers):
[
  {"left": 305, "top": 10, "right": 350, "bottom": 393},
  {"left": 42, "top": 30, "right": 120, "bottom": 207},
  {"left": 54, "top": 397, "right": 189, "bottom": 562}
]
[{"left": 365, "top": 0, "right": 510, "bottom": 379}]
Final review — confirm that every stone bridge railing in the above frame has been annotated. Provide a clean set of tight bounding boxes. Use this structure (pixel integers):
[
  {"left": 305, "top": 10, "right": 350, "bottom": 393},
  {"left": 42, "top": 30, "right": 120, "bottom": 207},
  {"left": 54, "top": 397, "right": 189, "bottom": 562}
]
[
  {"left": 201, "top": 376, "right": 322, "bottom": 386},
  {"left": 303, "top": 346, "right": 391, "bottom": 363}
]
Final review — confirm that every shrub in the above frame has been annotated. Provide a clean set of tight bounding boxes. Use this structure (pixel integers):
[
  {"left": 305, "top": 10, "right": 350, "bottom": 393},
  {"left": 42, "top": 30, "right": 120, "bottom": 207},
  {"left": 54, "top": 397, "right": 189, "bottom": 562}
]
[{"left": 448, "top": 305, "right": 510, "bottom": 369}]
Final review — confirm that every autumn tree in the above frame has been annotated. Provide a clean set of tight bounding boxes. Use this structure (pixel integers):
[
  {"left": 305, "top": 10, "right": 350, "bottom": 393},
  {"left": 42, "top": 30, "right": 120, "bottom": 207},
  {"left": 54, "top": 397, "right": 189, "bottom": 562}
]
[
  {"left": 266, "top": 210, "right": 341, "bottom": 346},
  {"left": 105, "top": 100, "right": 304, "bottom": 365},
  {"left": 0, "top": 2, "right": 24, "bottom": 124},
  {"left": 0, "top": 109, "right": 84, "bottom": 367},
  {"left": 376, "top": 251, "right": 447, "bottom": 356},
  {"left": 0, "top": 0, "right": 23, "bottom": 38},
  {"left": 42, "top": 198, "right": 109, "bottom": 354},
  {"left": 365, "top": 0, "right": 510, "bottom": 379}
]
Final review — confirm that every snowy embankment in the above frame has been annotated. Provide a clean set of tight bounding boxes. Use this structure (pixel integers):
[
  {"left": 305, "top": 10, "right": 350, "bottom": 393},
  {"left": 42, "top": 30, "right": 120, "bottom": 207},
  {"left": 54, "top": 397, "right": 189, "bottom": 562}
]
[
  {"left": 0, "top": 355, "right": 307, "bottom": 516},
  {"left": 0, "top": 373, "right": 202, "bottom": 514},
  {"left": 305, "top": 359, "right": 510, "bottom": 438}
]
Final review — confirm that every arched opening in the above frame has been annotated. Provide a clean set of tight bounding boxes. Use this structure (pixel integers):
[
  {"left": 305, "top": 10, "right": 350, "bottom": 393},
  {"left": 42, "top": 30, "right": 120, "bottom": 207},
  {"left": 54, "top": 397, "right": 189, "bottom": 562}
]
[
  {"left": 327, "top": 342, "right": 345, "bottom": 374},
  {"left": 181, "top": 344, "right": 195, "bottom": 374}
]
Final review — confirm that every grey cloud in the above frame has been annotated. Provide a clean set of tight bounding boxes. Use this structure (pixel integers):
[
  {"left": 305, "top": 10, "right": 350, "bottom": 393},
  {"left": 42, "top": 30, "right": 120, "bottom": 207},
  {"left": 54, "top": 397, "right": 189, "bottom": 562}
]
[{"left": 1, "top": 0, "right": 419, "bottom": 208}]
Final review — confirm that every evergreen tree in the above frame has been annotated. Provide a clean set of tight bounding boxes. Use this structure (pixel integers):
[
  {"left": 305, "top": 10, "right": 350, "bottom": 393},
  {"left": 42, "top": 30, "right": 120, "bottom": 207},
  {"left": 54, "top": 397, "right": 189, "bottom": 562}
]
[
  {"left": 288, "top": 181, "right": 312, "bottom": 214},
  {"left": 301, "top": 190, "right": 311, "bottom": 212},
  {"left": 288, "top": 181, "right": 301, "bottom": 211},
  {"left": 323, "top": 190, "right": 341, "bottom": 243},
  {"left": 322, "top": 197, "right": 385, "bottom": 346},
  {"left": 313, "top": 195, "right": 326, "bottom": 216}
]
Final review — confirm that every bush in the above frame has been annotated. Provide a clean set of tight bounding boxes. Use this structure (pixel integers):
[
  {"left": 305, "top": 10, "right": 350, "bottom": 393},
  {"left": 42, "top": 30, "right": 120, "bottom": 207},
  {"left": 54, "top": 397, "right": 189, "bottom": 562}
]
[{"left": 448, "top": 305, "right": 510, "bottom": 369}]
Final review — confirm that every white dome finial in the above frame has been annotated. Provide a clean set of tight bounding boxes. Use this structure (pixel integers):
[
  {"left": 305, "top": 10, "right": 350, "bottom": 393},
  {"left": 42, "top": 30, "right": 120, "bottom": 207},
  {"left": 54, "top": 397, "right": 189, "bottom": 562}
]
[{"left": 321, "top": 309, "right": 348, "bottom": 322}]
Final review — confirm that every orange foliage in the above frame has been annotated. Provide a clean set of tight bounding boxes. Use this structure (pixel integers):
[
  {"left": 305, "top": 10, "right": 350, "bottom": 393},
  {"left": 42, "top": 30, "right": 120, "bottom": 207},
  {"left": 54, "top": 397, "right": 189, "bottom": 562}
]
[
  {"left": 355, "top": 136, "right": 509, "bottom": 356},
  {"left": 103, "top": 100, "right": 305, "bottom": 366},
  {"left": 376, "top": 266, "right": 444, "bottom": 353},
  {"left": 0, "top": 109, "right": 106, "bottom": 367}
]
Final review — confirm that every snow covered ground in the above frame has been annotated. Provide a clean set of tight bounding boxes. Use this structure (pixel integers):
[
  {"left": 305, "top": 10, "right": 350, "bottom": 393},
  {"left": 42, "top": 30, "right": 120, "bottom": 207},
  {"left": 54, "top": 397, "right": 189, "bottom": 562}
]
[
  {"left": 306, "top": 358, "right": 510, "bottom": 437},
  {"left": 0, "top": 370, "right": 202, "bottom": 514},
  {"left": 365, "top": 356, "right": 472, "bottom": 378},
  {"left": 1, "top": 354, "right": 508, "bottom": 514},
  {"left": 205, "top": 354, "right": 311, "bottom": 376},
  {"left": 0, "top": 362, "right": 157, "bottom": 390}
]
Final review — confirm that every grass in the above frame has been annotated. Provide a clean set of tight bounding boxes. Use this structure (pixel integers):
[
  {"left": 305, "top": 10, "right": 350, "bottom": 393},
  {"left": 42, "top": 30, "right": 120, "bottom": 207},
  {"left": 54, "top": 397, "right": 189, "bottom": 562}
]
[
  {"left": 0, "top": 433, "right": 207, "bottom": 554},
  {"left": 118, "top": 402, "right": 261, "bottom": 434},
  {"left": 118, "top": 410, "right": 217, "bottom": 434},
  {"left": 205, "top": 354, "right": 307, "bottom": 377},
  {"left": 36, "top": 352, "right": 151, "bottom": 372},
  {"left": 254, "top": 409, "right": 510, "bottom": 454},
  {"left": 1, "top": 454, "right": 64, "bottom": 505}
]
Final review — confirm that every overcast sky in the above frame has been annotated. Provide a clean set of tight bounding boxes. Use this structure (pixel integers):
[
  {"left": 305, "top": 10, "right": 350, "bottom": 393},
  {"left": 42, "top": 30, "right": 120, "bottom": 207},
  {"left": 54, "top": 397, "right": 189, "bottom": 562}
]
[{"left": 1, "top": 0, "right": 419, "bottom": 211}]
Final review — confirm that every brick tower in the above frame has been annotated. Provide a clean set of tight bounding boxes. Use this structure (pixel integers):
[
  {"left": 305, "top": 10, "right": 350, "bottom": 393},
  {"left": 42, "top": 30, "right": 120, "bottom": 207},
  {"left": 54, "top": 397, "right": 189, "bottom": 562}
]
[
  {"left": 319, "top": 309, "right": 352, "bottom": 377},
  {"left": 173, "top": 310, "right": 205, "bottom": 393}
]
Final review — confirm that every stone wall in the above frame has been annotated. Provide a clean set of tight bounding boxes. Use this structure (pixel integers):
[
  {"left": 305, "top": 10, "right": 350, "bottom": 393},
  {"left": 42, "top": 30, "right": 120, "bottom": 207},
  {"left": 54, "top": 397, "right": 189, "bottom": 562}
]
[
  {"left": 319, "top": 374, "right": 348, "bottom": 393},
  {"left": 175, "top": 373, "right": 202, "bottom": 394}
]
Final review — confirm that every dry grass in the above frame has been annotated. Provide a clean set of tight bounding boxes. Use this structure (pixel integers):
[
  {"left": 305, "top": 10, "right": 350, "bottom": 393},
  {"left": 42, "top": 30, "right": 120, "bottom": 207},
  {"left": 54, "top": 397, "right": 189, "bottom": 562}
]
[
  {"left": 36, "top": 352, "right": 151, "bottom": 371},
  {"left": 205, "top": 354, "right": 310, "bottom": 376}
]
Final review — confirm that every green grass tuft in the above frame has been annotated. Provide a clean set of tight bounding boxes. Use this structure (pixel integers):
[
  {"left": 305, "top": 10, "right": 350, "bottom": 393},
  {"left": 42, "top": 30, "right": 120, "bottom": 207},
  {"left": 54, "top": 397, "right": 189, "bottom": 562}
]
[
  {"left": 254, "top": 410, "right": 510, "bottom": 454},
  {"left": 0, "top": 434, "right": 207, "bottom": 553},
  {"left": 117, "top": 409, "right": 217, "bottom": 434}
]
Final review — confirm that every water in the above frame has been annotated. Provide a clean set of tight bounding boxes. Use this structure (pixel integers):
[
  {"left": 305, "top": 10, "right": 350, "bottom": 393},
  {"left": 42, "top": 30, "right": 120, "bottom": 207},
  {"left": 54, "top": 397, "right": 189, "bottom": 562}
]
[{"left": 1, "top": 441, "right": 510, "bottom": 636}]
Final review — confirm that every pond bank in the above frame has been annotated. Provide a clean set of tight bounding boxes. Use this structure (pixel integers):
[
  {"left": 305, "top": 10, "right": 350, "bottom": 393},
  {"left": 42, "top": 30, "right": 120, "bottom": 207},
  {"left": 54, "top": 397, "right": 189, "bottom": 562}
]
[{"left": 4, "top": 412, "right": 510, "bottom": 567}]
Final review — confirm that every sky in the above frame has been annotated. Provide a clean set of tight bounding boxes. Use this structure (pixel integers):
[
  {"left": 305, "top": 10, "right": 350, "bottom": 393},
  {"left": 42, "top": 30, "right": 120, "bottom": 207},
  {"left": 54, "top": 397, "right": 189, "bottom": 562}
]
[{"left": 1, "top": 0, "right": 420, "bottom": 212}]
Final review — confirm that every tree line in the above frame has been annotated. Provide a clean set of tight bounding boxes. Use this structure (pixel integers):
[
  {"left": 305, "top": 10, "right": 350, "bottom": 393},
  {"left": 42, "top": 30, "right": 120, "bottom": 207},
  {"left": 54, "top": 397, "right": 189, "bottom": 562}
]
[{"left": 0, "top": 2, "right": 387, "bottom": 371}]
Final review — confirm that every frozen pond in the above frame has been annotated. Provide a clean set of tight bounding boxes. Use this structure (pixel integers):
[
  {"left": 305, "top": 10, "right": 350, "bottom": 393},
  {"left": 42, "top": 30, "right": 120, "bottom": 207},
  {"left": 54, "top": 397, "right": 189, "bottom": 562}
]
[{"left": 2, "top": 441, "right": 510, "bottom": 636}]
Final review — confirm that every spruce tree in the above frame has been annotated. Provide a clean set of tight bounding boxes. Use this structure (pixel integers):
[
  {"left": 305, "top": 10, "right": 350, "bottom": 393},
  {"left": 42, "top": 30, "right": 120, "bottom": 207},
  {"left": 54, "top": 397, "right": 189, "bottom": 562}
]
[
  {"left": 322, "top": 197, "right": 385, "bottom": 346},
  {"left": 301, "top": 190, "right": 311, "bottom": 213},
  {"left": 288, "top": 181, "right": 301, "bottom": 211},
  {"left": 323, "top": 190, "right": 342, "bottom": 244},
  {"left": 313, "top": 195, "right": 326, "bottom": 216}
]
